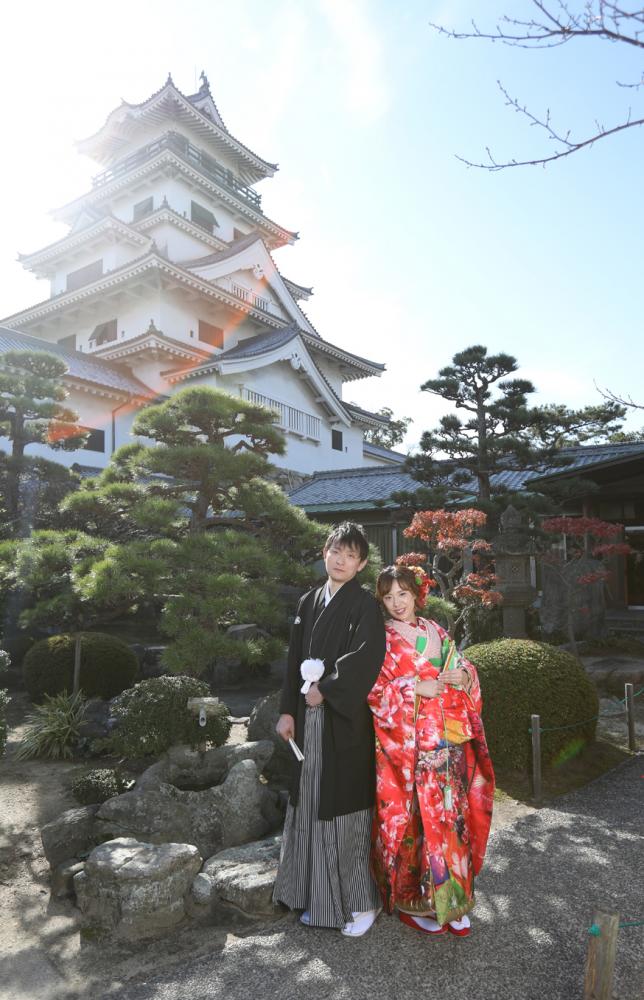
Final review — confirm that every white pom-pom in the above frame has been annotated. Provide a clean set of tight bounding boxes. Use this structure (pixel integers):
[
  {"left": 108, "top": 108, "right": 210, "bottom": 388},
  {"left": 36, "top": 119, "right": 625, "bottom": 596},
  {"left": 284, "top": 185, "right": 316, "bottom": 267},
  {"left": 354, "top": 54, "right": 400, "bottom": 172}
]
[{"left": 300, "top": 657, "right": 325, "bottom": 694}]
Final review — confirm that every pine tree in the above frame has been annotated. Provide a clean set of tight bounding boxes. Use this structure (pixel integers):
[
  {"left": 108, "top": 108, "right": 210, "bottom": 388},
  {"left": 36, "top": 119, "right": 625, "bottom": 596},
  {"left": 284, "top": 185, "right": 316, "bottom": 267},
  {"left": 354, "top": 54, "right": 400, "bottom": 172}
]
[
  {"left": 59, "top": 387, "right": 325, "bottom": 677},
  {"left": 0, "top": 350, "right": 86, "bottom": 534},
  {"left": 403, "top": 345, "right": 625, "bottom": 520}
]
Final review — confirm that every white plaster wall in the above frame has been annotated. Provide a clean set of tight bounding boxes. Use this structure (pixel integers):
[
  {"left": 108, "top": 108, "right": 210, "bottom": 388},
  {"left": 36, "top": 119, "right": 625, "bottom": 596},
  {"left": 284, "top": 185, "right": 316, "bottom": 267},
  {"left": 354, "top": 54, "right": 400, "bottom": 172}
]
[
  {"left": 49, "top": 239, "right": 149, "bottom": 297},
  {"left": 0, "top": 392, "right": 141, "bottom": 471},
  {"left": 310, "top": 355, "right": 344, "bottom": 396},
  {"left": 148, "top": 223, "right": 215, "bottom": 263}
]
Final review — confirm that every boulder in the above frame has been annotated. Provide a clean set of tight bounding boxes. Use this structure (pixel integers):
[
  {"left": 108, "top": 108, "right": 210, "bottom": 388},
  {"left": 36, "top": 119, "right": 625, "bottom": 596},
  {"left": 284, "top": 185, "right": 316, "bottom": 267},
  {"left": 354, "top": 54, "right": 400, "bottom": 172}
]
[
  {"left": 248, "top": 691, "right": 292, "bottom": 787},
  {"left": 51, "top": 858, "right": 85, "bottom": 899},
  {"left": 95, "top": 741, "right": 278, "bottom": 859},
  {"left": 191, "top": 835, "right": 282, "bottom": 917},
  {"left": 41, "top": 805, "right": 103, "bottom": 868},
  {"left": 74, "top": 838, "right": 201, "bottom": 941}
]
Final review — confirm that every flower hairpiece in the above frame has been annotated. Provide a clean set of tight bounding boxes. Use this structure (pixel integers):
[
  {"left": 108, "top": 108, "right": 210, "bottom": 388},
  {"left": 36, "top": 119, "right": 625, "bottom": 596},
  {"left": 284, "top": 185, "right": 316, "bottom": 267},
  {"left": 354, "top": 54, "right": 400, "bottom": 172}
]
[{"left": 408, "top": 565, "right": 433, "bottom": 606}]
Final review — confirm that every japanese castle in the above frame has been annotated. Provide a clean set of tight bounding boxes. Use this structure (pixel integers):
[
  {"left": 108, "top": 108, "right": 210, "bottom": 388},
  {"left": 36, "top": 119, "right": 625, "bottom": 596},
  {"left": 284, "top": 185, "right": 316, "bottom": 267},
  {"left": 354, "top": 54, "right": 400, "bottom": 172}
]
[{"left": 0, "top": 73, "right": 394, "bottom": 478}]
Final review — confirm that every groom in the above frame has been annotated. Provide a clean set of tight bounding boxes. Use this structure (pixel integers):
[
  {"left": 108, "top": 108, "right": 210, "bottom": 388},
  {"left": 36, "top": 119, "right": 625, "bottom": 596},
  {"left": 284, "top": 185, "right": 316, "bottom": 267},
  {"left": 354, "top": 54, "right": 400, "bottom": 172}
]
[{"left": 273, "top": 521, "right": 385, "bottom": 935}]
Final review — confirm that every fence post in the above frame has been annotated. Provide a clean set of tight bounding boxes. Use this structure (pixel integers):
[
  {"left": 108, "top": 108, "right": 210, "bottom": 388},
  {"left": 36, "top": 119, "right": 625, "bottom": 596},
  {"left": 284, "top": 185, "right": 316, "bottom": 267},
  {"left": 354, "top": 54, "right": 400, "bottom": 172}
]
[
  {"left": 531, "top": 714, "right": 542, "bottom": 805},
  {"left": 625, "top": 683, "right": 636, "bottom": 752},
  {"left": 583, "top": 910, "right": 619, "bottom": 1000},
  {"left": 73, "top": 634, "right": 82, "bottom": 696}
]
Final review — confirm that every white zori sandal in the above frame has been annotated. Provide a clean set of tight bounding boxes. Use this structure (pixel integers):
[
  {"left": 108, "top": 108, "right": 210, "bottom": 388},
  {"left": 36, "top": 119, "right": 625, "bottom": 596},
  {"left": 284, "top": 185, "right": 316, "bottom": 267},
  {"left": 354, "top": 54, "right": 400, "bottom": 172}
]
[{"left": 341, "top": 908, "right": 383, "bottom": 937}]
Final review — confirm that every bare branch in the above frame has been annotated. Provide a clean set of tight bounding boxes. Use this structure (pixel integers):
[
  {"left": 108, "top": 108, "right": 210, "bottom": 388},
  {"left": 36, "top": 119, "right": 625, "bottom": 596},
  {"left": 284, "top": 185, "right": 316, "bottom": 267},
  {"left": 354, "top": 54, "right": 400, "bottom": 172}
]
[
  {"left": 595, "top": 381, "right": 644, "bottom": 410},
  {"left": 431, "top": 2, "right": 644, "bottom": 168},
  {"left": 430, "top": 2, "right": 644, "bottom": 50},
  {"left": 456, "top": 82, "right": 644, "bottom": 169}
]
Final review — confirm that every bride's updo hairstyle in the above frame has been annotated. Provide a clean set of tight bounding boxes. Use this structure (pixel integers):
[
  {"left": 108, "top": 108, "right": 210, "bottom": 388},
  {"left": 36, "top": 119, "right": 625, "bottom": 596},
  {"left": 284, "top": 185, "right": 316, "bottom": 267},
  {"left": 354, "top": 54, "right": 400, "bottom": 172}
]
[{"left": 376, "top": 565, "right": 424, "bottom": 611}]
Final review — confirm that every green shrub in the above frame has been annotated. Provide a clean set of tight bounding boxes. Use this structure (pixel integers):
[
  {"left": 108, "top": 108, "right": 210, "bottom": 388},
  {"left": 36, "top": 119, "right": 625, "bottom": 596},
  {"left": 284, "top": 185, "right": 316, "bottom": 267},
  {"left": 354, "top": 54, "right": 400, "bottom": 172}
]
[
  {"left": 108, "top": 675, "right": 231, "bottom": 758},
  {"left": 424, "top": 595, "right": 458, "bottom": 633},
  {"left": 0, "top": 647, "right": 9, "bottom": 756},
  {"left": 22, "top": 632, "right": 138, "bottom": 702},
  {"left": 71, "top": 768, "right": 130, "bottom": 805},
  {"left": 459, "top": 603, "right": 504, "bottom": 646},
  {"left": 464, "top": 639, "right": 598, "bottom": 771},
  {"left": 16, "top": 690, "right": 87, "bottom": 760}
]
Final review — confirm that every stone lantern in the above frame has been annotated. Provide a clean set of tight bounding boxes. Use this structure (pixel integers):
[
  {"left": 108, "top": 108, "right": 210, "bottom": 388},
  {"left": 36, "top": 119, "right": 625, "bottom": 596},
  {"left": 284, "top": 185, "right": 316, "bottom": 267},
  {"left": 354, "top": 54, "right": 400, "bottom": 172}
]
[{"left": 494, "top": 505, "right": 536, "bottom": 638}]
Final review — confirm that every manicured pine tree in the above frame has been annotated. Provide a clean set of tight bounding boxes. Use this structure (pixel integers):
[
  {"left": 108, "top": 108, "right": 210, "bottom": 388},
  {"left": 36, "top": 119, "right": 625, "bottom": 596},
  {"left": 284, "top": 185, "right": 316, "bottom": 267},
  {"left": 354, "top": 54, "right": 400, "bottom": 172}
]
[
  {"left": 60, "top": 387, "right": 326, "bottom": 677},
  {"left": 0, "top": 350, "right": 86, "bottom": 536},
  {"left": 403, "top": 345, "right": 625, "bottom": 522}
]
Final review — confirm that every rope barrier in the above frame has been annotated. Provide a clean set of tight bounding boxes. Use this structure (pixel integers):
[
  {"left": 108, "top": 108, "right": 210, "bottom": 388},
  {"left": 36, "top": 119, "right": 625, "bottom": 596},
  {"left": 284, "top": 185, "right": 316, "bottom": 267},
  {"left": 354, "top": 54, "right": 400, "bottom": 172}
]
[{"left": 528, "top": 684, "right": 644, "bottom": 735}]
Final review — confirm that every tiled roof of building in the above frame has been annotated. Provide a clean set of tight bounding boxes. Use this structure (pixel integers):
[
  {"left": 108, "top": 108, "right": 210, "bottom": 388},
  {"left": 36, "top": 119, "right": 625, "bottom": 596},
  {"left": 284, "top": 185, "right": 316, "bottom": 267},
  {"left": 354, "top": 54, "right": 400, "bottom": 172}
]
[
  {"left": 530, "top": 442, "right": 644, "bottom": 478},
  {"left": 205, "top": 325, "right": 301, "bottom": 367},
  {"left": 0, "top": 327, "right": 153, "bottom": 397},
  {"left": 289, "top": 466, "right": 419, "bottom": 509},
  {"left": 289, "top": 443, "right": 644, "bottom": 510},
  {"left": 180, "top": 231, "right": 263, "bottom": 269},
  {"left": 363, "top": 442, "right": 407, "bottom": 464}
]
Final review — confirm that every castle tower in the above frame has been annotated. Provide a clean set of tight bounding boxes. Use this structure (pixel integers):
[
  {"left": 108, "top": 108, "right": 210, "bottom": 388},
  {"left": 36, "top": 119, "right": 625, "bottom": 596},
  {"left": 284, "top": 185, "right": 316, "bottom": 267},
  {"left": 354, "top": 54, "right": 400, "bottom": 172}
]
[{"left": 1, "top": 74, "right": 390, "bottom": 474}]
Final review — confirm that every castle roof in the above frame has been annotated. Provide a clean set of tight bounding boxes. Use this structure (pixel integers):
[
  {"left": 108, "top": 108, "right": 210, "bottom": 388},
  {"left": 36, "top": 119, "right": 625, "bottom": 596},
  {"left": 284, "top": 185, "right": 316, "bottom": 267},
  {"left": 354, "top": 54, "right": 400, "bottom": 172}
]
[
  {"left": 77, "top": 74, "right": 277, "bottom": 184},
  {"left": 0, "top": 326, "right": 154, "bottom": 399}
]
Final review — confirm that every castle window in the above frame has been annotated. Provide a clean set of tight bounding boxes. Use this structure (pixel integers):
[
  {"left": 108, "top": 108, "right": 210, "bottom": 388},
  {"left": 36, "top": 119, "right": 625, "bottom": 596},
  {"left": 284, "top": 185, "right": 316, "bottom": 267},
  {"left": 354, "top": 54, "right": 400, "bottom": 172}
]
[
  {"left": 57, "top": 334, "right": 76, "bottom": 351},
  {"left": 82, "top": 428, "right": 106, "bottom": 453},
  {"left": 66, "top": 259, "right": 103, "bottom": 292},
  {"left": 233, "top": 227, "right": 246, "bottom": 241},
  {"left": 89, "top": 318, "right": 118, "bottom": 347},
  {"left": 132, "top": 196, "right": 154, "bottom": 222},
  {"left": 332, "top": 429, "right": 343, "bottom": 452},
  {"left": 198, "top": 320, "right": 224, "bottom": 348},
  {"left": 191, "top": 201, "right": 217, "bottom": 234}
]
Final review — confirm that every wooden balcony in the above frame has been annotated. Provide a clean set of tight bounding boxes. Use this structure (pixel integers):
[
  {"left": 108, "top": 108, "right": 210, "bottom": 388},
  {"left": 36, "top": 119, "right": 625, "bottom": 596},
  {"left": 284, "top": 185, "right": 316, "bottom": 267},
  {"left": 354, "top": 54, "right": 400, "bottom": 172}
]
[
  {"left": 229, "top": 281, "right": 272, "bottom": 314},
  {"left": 241, "top": 386, "right": 321, "bottom": 441},
  {"left": 92, "top": 132, "right": 262, "bottom": 212}
]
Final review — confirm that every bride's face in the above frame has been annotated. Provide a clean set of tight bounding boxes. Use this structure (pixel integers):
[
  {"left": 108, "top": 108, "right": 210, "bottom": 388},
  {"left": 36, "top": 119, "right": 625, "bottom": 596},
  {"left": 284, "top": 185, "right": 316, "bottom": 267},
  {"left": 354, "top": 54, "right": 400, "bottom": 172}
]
[{"left": 382, "top": 581, "right": 417, "bottom": 623}]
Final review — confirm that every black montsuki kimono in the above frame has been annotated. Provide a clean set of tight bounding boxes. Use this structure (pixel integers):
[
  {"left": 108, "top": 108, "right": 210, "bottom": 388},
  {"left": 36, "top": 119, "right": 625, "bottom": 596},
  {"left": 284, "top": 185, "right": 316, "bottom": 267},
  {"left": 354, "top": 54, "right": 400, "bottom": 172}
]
[{"left": 279, "top": 577, "right": 386, "bottom": 821}]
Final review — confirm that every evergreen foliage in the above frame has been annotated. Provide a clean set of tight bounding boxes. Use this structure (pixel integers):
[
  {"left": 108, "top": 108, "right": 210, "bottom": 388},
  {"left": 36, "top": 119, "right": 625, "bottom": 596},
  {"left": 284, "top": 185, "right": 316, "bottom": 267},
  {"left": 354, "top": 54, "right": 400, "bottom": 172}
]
[
  {"left": 23, "top": 632, "right": 138, "bottom": 702},
  {"left": 364, "top": 407, "right": 412, "bottom": 449},
  {"left": 0, "top": 350, "right": 87, "bottom": 534},
  {"left": 107, "top": 675, "right": 231, "bottom": 758},
  {"left": 71, "top": 768, "right": 130, "bottom": 805},
  {"left": 61, "top": 388, "right": 325, "bottom": 676},
  {"left": 401, "top": 345, "right": 625, "bottom": 521},
  {"left": 464, "top": 639, "right": 598, "bottom": 770}
]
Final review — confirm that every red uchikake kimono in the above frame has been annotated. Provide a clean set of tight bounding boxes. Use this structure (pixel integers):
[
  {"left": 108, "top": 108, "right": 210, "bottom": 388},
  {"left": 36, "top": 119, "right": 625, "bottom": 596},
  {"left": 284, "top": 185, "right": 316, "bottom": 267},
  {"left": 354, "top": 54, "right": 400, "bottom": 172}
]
[{"left": 368, "top": 619, "right": 495, "bottom": 926}]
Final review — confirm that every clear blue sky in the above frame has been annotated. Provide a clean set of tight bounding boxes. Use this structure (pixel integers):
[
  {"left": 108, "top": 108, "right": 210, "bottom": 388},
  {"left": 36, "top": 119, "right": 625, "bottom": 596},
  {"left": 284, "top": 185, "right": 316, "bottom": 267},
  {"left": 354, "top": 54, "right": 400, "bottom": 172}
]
[{"left": 1, "top": 0, "right": 642, "bottom": 446}]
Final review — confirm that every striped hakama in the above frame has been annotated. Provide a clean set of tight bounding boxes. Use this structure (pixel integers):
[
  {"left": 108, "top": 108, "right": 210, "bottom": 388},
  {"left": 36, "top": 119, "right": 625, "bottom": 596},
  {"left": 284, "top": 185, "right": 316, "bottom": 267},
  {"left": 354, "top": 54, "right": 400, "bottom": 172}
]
[{"left": 273, "top": 705, "right": 380, "bottom": 929}]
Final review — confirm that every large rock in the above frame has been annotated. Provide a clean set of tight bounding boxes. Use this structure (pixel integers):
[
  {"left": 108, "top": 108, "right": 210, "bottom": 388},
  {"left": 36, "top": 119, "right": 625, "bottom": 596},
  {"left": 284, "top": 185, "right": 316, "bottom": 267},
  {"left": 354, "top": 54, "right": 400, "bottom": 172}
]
[
  {"left": 191, "top": 835, "right": 282, "bottom": 917},
  {"left": 74, "top": 838, "right": 201, "bottom": 940},
  {"left": 95, "top": 741, "right": 279, "bottom": 859},
  {"left": 247, "top": 691, "right": 292, "bottom": 787},
  {"left": 51, "top": 858, "right": 85, "bottom": 899},
  {"left": 41, "top": 805, "right": 103, "bottom": 868}
]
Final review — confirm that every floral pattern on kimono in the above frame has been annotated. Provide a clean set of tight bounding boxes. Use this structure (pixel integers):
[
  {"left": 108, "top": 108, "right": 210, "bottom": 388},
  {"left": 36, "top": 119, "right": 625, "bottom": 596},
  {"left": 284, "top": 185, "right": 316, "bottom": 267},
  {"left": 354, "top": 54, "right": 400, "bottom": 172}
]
[{"left": 368, "top": 619, "right": 495, "bottom": 926}]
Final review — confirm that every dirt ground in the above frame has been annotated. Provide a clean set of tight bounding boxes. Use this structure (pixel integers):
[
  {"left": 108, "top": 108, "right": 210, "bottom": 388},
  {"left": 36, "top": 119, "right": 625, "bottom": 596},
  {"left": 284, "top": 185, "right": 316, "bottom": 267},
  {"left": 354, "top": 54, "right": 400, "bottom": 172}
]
[{"left": 1, "top": 663, "right": 641, "bottom": 1000}]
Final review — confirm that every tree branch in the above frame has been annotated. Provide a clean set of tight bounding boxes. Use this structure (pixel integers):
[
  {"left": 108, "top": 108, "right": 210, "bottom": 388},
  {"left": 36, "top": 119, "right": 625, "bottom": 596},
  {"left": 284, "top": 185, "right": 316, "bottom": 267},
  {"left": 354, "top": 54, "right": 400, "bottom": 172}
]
[{"left": 457, "top": 83, "right": 644, "bottom": 169}]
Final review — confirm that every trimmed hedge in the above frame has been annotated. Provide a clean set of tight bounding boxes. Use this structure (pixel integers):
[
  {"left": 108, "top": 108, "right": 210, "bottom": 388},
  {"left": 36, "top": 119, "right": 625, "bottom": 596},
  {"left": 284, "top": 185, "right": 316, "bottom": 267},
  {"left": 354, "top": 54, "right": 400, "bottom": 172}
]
[
  {"left": 108, "top": 675, "right": 231, "bottom": 758},
  {"left": 464, "top": 639, "right": 598, "bottom": 771},
  {"left": 72, "top": 768, "right": 130, "bottom": 805},
  {"left": 22, "top": 632, "right": 138, "bottom": 702}
]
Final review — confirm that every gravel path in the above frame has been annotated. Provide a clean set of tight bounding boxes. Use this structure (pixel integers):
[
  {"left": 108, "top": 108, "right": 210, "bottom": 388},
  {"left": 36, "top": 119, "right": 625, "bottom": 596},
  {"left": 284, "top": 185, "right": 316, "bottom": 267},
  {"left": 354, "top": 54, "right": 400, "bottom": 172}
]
[{"left": 90, "top": 754, "right": 643, "bottom": 1000}]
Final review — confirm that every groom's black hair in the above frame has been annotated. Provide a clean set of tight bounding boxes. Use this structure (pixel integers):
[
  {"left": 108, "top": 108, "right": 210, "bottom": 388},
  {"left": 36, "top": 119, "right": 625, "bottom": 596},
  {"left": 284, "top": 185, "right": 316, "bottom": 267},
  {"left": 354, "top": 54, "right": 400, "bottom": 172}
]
[{"left": 324, "top": 521, "right": 369, "bottom": 561}]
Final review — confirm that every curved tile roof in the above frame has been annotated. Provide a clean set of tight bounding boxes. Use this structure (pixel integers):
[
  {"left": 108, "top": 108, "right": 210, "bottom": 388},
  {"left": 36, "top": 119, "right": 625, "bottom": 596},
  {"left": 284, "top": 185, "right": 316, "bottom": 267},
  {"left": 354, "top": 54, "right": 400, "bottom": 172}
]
[{"left": 0, "top": 327, "right": 153, "bottom": 397}]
